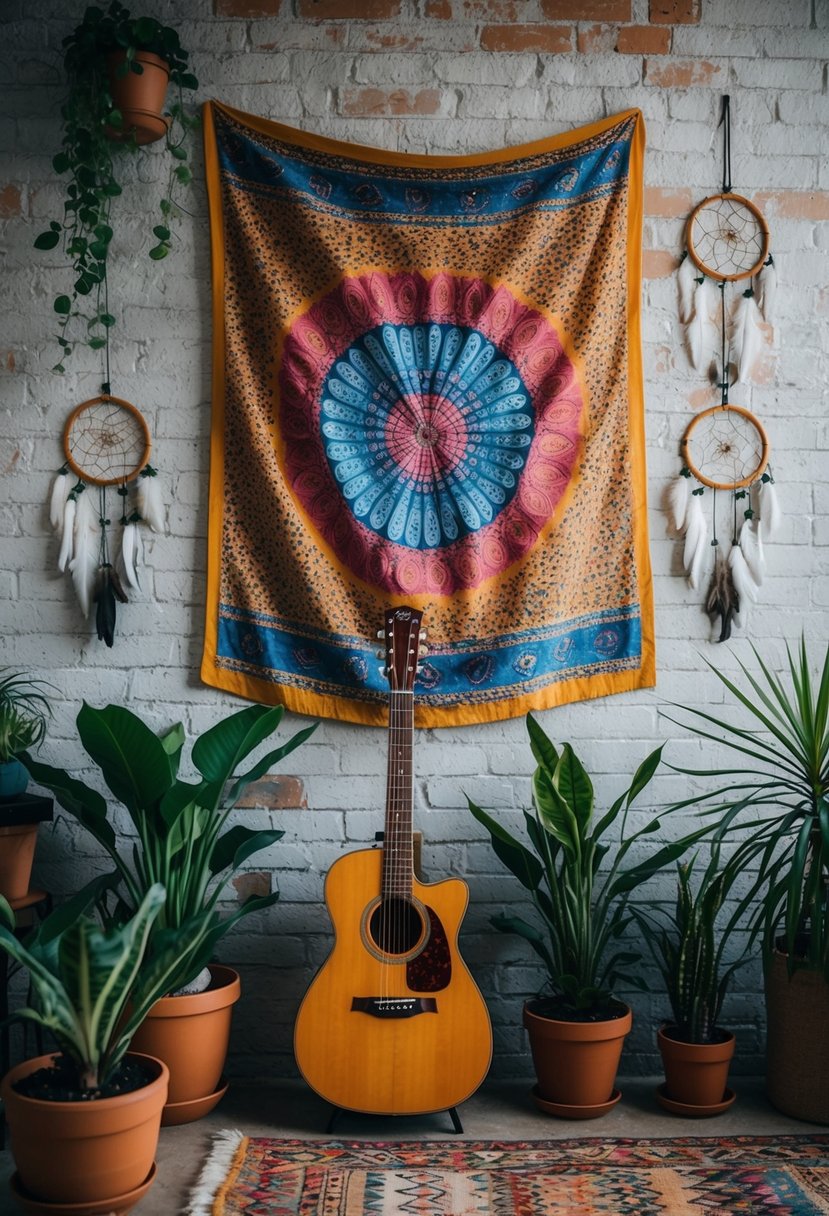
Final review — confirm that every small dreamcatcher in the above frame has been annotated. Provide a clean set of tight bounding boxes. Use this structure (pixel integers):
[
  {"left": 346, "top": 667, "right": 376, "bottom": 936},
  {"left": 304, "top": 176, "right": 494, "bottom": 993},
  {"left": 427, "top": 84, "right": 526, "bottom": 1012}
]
[
  {"left": 48, "top": 393, "right": 166, "bottom": 647},
  {"left": 670, "top": 96, "right": 781, "bottom": 642},
  {"left": 668, "top": 404, "right": 781, "bottom": 641},
  {"left": 678, "top": 96, "right": 776, "bottom": 382}
]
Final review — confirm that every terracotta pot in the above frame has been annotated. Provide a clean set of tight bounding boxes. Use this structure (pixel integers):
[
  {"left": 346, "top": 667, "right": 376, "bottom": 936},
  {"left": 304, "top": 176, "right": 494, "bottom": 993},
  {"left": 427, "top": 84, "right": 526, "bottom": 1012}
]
[
  {"left": 129, "top": 963, "right": 240, "bottom": 1122},
  {"left": 766, "top": 948, "right": 829, "bottom": 1123},
  {"left": 107, "top": 50, "right": 170, "bottom": 145},
  {"left": 657, "top": 1024, "right": 735, "bottom": 1108},
  {"left": 523, "top": 1001, "right": 632, "bottom": 1111},
  {"left": 0, "top": 1052, "right": 167, "bottom": 1205},
  {"left": 0, "top": 822, "right": 38, "bottom": 901}
]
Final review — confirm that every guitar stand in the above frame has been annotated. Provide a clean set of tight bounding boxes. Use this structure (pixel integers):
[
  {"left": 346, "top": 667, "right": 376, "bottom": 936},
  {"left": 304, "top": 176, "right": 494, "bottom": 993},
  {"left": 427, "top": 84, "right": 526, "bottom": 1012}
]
[{"left": 326, "top": 1104, "right": 464, "bottom": 1135}]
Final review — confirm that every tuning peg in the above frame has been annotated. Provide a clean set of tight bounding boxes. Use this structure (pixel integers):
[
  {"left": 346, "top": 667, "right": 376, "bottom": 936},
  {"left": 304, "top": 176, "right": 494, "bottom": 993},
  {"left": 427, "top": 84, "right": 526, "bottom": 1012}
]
[
  {"left": 376, "top": 629, "right": 385, "bottom": 640},
  {"left": 375, "top": 649, "right": 385, "bottom": 659},
  {"left": 418, "top": 645, "right": 429, "bottom": 657}
]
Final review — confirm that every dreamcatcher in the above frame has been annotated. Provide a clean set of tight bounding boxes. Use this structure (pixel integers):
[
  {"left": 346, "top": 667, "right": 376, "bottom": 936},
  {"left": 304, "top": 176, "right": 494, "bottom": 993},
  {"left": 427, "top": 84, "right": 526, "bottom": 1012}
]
[
  {"left": 48, "top": 393, "right": 166, "bottom": 647},
  {"left": 670, "top": 96, "right": 781, "bottom": 641},
  {"left": 678, "top": 95, "right": 776, "bottom": 381}
]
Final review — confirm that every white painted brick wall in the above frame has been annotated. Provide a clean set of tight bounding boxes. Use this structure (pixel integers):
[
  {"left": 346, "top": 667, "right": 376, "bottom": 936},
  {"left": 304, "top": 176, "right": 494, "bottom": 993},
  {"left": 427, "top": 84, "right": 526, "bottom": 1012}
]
[{"left": 1, "top": 0, "right": 827, "bottom": 1084}]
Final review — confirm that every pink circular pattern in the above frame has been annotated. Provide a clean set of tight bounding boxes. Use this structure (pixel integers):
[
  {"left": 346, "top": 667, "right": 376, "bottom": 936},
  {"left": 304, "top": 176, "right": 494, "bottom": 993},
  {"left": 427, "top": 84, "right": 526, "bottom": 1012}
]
[{"left": 278, "top": 271, "right": 584, "bottom": 596}]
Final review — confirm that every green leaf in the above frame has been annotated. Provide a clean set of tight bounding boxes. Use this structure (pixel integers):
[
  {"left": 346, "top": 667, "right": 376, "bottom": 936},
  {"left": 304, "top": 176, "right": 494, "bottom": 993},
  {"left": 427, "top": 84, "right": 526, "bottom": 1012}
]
[
  {"left": 169, "top": 145, "right": 187, "bottom": 161},
  {"left": 22, "top": 753, "right": 116, "bottom": 853},
  {"left": 76, "top": 702, "right": 174, "bottom": 819},
  {"left": 52, "top": 152, "right": 70, "bottom": 174},
  {"left": 554, "top": 743, "right": 594, "bottom": 829},
  {"left": 192, "top": 705, "right": 286, "bottom": 785},
  {"left": 533, "top": 766, "right": 579, "bottom": 858},
  {"left": 53, "top": 294, "right": 72, "bottom": 314},
  {"left": 106, "top": 109, "right": 123, "bottom": 128},
  {"left": 148, "top": 244, "right": 169, "bottom": 260},
  {"left": 467, "top": 798, "right": 544, "bottom": 889},
  {"left": 179, "top": 72, "right": 198, "bottom": 90},
  {"left": 100, "top": 312, "right": 116, "bottom": 327},
  {"left": 209, "top": 826, "right": 284, "bottom": 876},
  {"left": 35, "top": 230, "right": 61, "bottom": 251},
  {"left": 526, "top": 713, "right": 558, "bottom": 774},
  {"left": 88, "top": 337, "right": 107, "bottom": 349},
  {"left": 174, "top": 164, "right": 192, "bottom": 185},
  {"left": 152, "top": 225, "right": 171, "bottom": 240}
]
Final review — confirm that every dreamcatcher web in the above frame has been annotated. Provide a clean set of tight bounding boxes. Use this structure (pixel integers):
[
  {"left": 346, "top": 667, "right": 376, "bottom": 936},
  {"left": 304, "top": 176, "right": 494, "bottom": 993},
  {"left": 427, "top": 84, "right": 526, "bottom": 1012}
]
[
  {"left": 687, "top": 194, "right": 768, "bottom": 281},
  {"left": 682, "top": 406, "right": 768, "bottom": 490},
  {"left": 64, "top": 397, "right": 150, "bottom": 485}
]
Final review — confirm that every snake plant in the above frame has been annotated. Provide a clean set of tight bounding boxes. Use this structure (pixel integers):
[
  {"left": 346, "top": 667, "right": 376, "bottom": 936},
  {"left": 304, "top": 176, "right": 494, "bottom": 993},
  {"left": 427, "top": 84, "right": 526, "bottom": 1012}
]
[
  {"left": 468, "top": 713, "right": 710, "bottom": 1018},
  {"left": 668, "top": 639, "right": 829, "bottom": 978},
  {"left": 632, "top": 846, "right": 750, "bottom": 1043},
  {"left": 0, "top": 880, "right": 189, "bottom": 1090},
  {"left": 24, "top": 701, "right": 316, "bottom": 993}
]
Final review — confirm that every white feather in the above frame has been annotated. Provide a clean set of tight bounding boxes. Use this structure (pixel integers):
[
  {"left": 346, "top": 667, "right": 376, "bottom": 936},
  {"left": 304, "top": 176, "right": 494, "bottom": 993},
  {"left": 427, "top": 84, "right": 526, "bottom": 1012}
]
[
  {"left": 120, "top": 521, "right": 141, "bottom": 592},
  {"left": 49, "top": 471, "right": 72, "bottom": 533},
  {"left": 667, "top": 475, "right": 690, "bottom": 532},
  {"left": 57, "top": 496, "right": 75, "bottom": 573},
  {"left": 755, "top": 258, "right": 777, "bottom": 325},
  {"left": 682, "top": 492, "right": 705, "bottom": 569},
  {"left": 689, "top": 528, "right": 710, "bottom": 591},
  {"left": 739, "top": 518, "right": 765, "bottom": 585},
  {"left": 729, "top": 544, "right": 759, "bottom": 604},
  {"left": 759, "top": 479, "right": 782, "bottom": 540},
  {"left": 68, "top": 491, "right": 99, "bottom": 617},
  {"left": 687, "top": 276, "right": 718, "bottom": 372},
  {"left": 678, "top": 254, "right": 697, "bottom": 325},
  {"left": 137, "top": 471, "right": 166, "bottom": 534},
  {"left": 730, "top": 292, "right": 764, "bottom": 383}
]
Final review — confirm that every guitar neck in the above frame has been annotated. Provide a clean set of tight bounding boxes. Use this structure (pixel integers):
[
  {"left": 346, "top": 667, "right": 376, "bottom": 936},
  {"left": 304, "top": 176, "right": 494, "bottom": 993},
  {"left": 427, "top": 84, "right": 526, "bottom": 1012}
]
[{"left": 382, "top": 688, "right": 414, "bottom": 901}]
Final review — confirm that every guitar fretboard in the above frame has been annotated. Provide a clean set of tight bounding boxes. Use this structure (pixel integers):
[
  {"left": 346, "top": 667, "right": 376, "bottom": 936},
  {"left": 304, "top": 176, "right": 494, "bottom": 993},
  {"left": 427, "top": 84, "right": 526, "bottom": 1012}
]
[{"left": 382, "top": 688, "right": 414, "bottom": 899}]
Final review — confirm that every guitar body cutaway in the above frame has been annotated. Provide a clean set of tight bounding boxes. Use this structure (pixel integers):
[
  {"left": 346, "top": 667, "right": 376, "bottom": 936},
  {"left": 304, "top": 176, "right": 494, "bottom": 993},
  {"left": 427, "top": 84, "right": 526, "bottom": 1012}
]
[{"left": 294, "top": 847, "right": 492, "bottom": 1116}]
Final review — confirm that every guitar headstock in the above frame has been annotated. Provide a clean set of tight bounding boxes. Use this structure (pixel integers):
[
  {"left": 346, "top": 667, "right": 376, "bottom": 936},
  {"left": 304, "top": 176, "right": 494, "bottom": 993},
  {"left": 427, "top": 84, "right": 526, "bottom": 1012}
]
[{"left": 380, "top": 607, "right": 424, "bottom": 692}]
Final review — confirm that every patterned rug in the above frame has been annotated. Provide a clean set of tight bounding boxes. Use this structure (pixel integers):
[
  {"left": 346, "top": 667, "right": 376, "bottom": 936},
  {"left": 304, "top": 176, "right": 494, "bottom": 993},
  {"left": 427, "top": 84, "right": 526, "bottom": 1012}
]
[{"left": 187, "top": 1134, "right": 829, "bottom": 1215}]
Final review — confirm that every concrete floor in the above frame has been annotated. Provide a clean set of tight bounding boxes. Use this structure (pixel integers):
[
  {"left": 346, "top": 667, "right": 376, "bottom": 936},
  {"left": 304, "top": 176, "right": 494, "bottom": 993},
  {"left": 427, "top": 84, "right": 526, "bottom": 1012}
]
[{"left": 0, "top": 1076, "right": 820, "bottom": 1215}]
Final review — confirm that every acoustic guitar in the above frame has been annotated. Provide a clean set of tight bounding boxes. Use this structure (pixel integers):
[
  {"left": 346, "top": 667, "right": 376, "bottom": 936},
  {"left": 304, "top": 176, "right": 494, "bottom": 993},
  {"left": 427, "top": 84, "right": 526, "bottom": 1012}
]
[{"left": 294, "top": 606, "right": 492, "bottom": 1118}]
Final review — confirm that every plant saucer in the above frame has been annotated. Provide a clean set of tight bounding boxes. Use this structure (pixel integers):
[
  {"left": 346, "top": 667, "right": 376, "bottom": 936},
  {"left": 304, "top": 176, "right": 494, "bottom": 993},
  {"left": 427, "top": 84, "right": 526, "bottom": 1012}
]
[
  {"left": 10, "top": 1163, "right": 156, "bottom": 1216},
  {"left": 531, "top": 1084, "right": 622, "bottom": 1119},
  {"left": 656, "top": 1082, "right": 736, "bottom": 1118},
  {"left": 161, "top": 1075, "right": 229, "bottom": 1126}
]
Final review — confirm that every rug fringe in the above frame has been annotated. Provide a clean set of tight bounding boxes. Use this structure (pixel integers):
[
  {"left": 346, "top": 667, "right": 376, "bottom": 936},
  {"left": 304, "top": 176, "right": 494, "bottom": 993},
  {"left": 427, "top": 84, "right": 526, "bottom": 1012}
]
[{"left": 185, "top": 1129, "right": 246, "bottom": 1215}]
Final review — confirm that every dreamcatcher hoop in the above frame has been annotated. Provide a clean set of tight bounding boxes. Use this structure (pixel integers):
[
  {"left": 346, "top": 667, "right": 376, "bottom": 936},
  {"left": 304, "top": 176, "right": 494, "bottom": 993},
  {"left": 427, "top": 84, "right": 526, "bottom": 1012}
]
[
  {"left": 62, "top": 394, "right": 151, "bottom": 486},
  {"left": 685, "top": 192, "right": 770, "bottom": 282},
  {"left": 680, "top": 403, "right": 769, "bottom": 491}
]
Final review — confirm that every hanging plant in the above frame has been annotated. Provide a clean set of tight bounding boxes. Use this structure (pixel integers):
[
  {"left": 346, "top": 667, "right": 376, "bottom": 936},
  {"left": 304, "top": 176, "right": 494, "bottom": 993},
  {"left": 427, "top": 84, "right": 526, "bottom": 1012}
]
[{"left": 33, "top": 2, "right": 199, "bottom": 371}]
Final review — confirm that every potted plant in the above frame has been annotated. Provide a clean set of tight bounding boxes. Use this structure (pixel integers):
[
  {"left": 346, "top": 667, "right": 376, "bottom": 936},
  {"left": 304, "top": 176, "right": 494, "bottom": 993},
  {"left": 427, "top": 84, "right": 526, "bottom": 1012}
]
[
  {"left": 669, "top": 639, "right": 829, "bottom": 1123},
  {"left": 33, "top": 1, "right": 199, "bottom": 369},
  {"left": 632, "top": 845, "right": 750, "bottom": 1116},
  {"left": 0, "top": 672, "right": 54, "bottom": 902},
  {"left": 24, "top": 700, "right": 317, "bottom": 1123},
  {"left": 467, "top": 713, "right": 707, "bottom": 1119},
  {"left": 0, "top": 878, "right": 190, "bottom": 1208}
]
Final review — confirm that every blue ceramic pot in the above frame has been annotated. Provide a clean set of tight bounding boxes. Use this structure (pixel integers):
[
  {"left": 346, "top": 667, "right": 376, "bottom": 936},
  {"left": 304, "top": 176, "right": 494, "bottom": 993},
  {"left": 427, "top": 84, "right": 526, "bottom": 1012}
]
[{"left": 0, "top": 759, "right": 28, "bottom": 799}]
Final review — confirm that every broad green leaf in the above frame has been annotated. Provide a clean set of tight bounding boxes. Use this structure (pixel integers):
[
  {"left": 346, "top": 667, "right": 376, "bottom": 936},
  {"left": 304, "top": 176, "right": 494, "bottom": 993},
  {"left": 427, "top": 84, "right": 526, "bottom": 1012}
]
[
  {"left": 76, "top": 702, "right": 173, "bottom": 818},
  {"left": 22, "top": 753, "right": 116, "bottom": 851},
  {"left": 35, "top": 231, "right": 61, "bottom": 251},
  {"left": 554, "top": 743, "right": 593, "bottom": 829},
  {"left": 526, "top": 713, "right": 558, "bottom": 775},
  {"left": 467, "top": 799, "right": 543, "bottom": 889},
  {"left": 192, "top": 704, "right": 285, "bottom": 784},
  {"left": 209, "top": 826, "right": 284, "bottom": 876}
]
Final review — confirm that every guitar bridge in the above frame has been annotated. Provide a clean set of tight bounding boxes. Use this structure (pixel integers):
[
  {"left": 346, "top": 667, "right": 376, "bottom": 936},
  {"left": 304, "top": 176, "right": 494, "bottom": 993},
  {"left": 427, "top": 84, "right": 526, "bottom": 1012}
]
[{"left": 351, "top": 997, "right": 437, "bottom": 1018}]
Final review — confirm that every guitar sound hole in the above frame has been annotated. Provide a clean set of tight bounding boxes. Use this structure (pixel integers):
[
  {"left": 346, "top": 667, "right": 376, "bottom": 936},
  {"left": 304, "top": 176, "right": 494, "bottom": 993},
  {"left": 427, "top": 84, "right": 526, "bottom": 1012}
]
[{"left": 369, "top": 897, "right": 424, "bottom": 956}]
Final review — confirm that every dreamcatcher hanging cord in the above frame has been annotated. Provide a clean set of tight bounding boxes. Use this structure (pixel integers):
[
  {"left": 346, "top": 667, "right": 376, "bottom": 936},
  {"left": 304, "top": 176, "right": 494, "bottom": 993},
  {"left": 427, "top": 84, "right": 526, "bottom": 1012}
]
[{"left": 719, "top": 94, "right": 732, "bottom": 194}]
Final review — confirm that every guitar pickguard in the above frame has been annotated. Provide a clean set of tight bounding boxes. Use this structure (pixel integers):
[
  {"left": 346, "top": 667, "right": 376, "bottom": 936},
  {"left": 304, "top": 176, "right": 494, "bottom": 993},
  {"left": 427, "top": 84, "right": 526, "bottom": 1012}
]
[{"left": 407, "top": 905, "right": 452, "bottom": 992}]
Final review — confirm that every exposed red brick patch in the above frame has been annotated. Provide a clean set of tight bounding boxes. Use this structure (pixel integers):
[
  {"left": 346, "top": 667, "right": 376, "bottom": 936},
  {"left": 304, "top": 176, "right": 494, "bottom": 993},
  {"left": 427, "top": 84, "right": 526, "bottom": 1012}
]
[
  {"left": 341, "top": 87, "right": 442, "bottom": 116},
  {"left": 541, "top": 0, "right": 629, "bottom": 19},
  {"left": 425, "top": 0, "right": 452, "bottom": 14},
  {"left": 232, "top": 872, "right": 272, "bottom": 901},
  {"left": 235, "top": 775, "right": 306, "bottom": 810},
  {"left": 0, "top": 186, "right": 22, "bottom": 217},
  {"left": 481, "top": 23, "right": 571, "bottom": 51},
  {"left": 643, "top": 250, "right": 676, "bottom": 279},
  {"left": 214, "top": 0, "right": 281, "bottom": 13},
  {"left": 617, "top": 24, "right": 670, "bottom": 54},
  {"left": 577, "top": 24, "right": 617, "bottom": 53},
  {"left": 649, "top": 0, "right": 700, "bottom": 22},
  {"left": 644, "top": 186, "right": 693, "bottom": 217},
  {"left": 754, "top": 190, "right": 829, "bottom": 221},
  {"left": 5, "top": 353, "right": 15, "bottom": 371},
  {"left": 298, "top": 0, "right": 400, "bottom": 16},
  {"left": 644, "top": 58, "right": 722, "bottom": 87}
]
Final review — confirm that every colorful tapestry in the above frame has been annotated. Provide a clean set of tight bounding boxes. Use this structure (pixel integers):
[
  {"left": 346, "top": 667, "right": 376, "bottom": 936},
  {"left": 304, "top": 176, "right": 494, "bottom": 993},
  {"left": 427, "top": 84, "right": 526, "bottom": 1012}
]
[
  {"left": 202, "top": 103, "right": 653, "bottom": 726},
  {"left": 188, "top": 1134, "right": 829, "bottom": 1216}
]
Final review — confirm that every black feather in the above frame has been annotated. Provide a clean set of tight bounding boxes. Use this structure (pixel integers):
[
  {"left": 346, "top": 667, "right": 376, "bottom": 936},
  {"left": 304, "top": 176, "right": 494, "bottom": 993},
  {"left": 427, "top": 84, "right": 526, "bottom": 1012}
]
[
  {"left": 94, "top": 568, "right": 117, "bottom": 647},
  {"left": 705, "top": 550, "right": 739, "bottom": 643},
  {"left": 109, "top": 568, "right": 129, "bottom": 604}
]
